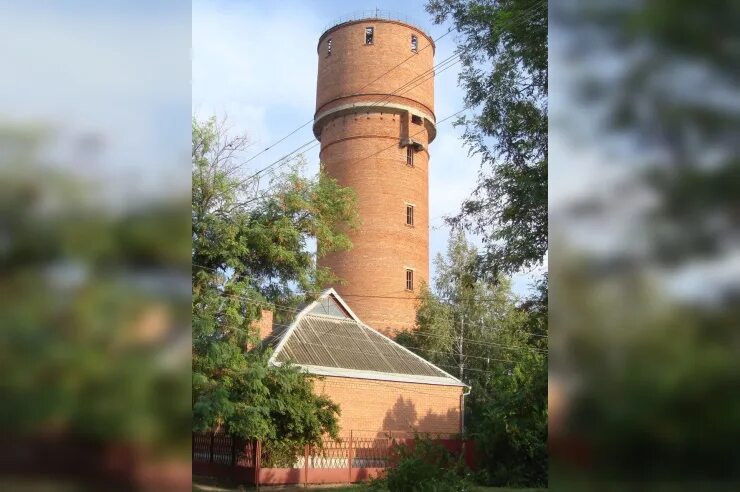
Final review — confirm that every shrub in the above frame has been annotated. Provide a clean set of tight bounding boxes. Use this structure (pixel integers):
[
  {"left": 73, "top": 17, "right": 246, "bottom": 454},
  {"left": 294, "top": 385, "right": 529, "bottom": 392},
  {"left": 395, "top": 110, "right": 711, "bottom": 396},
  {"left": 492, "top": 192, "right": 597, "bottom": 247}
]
[{"left": 373, "top": 437, "right": 473, "bottom": 492}]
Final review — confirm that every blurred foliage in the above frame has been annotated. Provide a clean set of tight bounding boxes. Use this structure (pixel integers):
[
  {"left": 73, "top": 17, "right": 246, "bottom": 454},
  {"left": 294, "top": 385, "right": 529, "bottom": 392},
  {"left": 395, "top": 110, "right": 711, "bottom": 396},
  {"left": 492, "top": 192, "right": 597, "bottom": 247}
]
[
  {"left": 191, "top": 117, "right": 358, "bottom": 449},
  {"left": 550, "top": 252, "right": 740, "bottom": 485},
  {"left": 0, "top": 124, "right": 191, "bottom": 455},
  {"left": 554, "top": 0, "right": 739, "bottom": 266},
  {"left": 426, "top": 0, "right": 547, "bottom": 275},
  {"left": 397, "top": 232, "right": 547, "bottom": 486},
  {"left": 549, "top": 1, "right": 740, "bottom": 488}
]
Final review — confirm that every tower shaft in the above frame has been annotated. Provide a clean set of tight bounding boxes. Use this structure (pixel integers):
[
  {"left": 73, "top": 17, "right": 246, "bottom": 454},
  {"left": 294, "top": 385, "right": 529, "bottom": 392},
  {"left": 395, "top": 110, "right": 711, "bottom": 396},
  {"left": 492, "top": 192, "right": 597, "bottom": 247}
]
[{"left": 314, "top": 17, "right": 436, "bottom": 335}]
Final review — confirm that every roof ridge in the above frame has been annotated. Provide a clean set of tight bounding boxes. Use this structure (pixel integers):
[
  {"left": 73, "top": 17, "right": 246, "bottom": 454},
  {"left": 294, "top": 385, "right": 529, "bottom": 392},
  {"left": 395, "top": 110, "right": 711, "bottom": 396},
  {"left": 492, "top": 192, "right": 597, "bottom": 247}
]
[{"left": 304, "top": 312, "right": 349, "bottom": 321}]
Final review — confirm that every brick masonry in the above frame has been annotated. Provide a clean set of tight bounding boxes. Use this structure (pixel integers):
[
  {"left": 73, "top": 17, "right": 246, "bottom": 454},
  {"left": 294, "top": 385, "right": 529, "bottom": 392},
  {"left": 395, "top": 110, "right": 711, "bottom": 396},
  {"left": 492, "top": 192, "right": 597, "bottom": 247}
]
[
  {"left": 314, "top": 19, "right": 436, "bottom": 336},
  {"left": 313, "top": 376, "right": 462, "bottom": 435},
  {"left": 252, "top": 309, "right": 274, "bottom": 344},
  {"left": 315, "top": 21, "right": 435, "bottom": 116}
]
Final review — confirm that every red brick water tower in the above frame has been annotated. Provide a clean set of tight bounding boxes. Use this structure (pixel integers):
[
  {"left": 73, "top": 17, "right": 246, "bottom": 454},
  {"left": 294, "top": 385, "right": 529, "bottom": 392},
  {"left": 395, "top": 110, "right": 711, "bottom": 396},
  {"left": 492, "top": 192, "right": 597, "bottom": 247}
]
[{"left": 314, "top": 14, "right": 436, "bottom": 335}]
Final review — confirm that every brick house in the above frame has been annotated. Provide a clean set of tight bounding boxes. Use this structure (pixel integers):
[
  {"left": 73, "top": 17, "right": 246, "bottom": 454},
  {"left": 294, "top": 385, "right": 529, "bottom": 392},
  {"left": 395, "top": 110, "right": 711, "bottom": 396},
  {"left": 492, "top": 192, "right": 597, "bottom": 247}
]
[{"left": 262, "top": 289, "right": 467, "bottom": 436}]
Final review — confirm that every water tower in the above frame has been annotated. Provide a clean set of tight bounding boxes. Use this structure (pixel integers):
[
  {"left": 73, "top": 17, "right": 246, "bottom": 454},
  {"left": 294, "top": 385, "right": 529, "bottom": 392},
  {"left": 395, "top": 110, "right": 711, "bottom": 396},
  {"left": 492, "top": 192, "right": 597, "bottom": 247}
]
[{"left": 314, "top": 13, "right": 436, "bottom": 334}]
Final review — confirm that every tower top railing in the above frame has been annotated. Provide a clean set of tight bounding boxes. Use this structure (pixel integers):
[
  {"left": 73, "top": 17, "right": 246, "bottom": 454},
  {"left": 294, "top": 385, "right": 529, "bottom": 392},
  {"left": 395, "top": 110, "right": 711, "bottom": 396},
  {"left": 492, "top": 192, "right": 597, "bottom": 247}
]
[{"left": 321, "top": 9, "right": 428, "bottom": 35}]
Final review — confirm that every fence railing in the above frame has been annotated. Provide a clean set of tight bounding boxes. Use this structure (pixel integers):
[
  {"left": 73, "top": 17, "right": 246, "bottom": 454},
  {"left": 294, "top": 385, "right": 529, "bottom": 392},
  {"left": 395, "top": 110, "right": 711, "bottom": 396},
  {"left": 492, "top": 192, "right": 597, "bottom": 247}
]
[
  {"left": 193, "top": 431, "right": 473, "bottom": 486},
  {"left": 322, "top": 9, "right": 425, "bottom": 34},
  {"left": 193, "top": 432, "right": 256, "bottom": 467}
]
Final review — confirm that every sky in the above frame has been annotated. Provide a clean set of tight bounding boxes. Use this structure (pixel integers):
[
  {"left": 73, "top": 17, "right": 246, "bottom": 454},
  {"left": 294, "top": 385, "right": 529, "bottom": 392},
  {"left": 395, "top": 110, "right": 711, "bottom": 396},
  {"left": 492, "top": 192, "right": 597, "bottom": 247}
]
[
  {"left": 548, "top": 20, "right": 740, "bottom": 303},
  {"left": 0, "top": 1, "right": 192, "bottom": 207},
  {"left": 1, "top": 0, "right": 725, "bottom": 306},
  {"left": 192, "top": 0, "right": 542, "bottom": 298}
]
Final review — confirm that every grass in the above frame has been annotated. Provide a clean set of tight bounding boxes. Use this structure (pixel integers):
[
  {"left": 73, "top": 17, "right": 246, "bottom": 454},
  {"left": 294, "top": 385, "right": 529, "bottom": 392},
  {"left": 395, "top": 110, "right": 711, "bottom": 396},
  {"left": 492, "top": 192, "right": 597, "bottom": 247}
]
[
  {"left": 304, "top": 488, "right": 547, "bottom": 492},
  {"left": 302, "top": 488, "right": 546, "bottom": 492},
  {"left": 194, "top": 474, "right": 547, "bottom": 491},
  {"left": 193, "top": 488, "right": 545, "bottom": 492}
]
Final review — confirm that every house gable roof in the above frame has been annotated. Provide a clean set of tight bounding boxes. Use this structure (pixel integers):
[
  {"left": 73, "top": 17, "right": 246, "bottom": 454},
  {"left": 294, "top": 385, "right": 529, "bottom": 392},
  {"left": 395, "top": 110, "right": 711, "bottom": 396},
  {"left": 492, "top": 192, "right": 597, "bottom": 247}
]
[{"left": 267, "top": 289, "right": 465, "bottom": 387}]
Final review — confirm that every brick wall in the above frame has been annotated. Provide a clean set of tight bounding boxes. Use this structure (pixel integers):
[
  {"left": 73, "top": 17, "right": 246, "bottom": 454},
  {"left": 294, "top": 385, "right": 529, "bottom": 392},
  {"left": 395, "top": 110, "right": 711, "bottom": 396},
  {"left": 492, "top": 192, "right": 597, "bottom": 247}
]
[
  {"left": 316, "top": 20, "right": 435, "bottom": 116},
  {"left": 313, "top": 376, "right": 462, "bottom": 435},
  {"left": 314, "top": 19, "right": 435, "bottom": 335},
  {"left": 252, "top": 309, "right": 273, "bottom": 342}
]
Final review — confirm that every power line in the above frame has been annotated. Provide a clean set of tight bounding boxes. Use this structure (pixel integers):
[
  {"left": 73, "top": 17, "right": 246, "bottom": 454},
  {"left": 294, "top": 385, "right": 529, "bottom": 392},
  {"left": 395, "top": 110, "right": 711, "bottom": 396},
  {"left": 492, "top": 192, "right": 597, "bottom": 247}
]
[
  {"left": 194, "top": 262, "right": 548, "bottom": 337},
  {"left": 410, "top": 330, "right": 547, "bottom": 349},
  {"left": 239, "top": 28, "right": 455, "bottom": 168},
  {"left": 228, "top": 293, "right": 549, "bottom": 351},
  {"left": 233, "top": 1, "right": 547, "bottom": 178},
  {"left": 317, "top": 105, "right": 467, "bottom": 166},
  {"left": 207, "top": 5, "right": 547, "bottom": 206},
  {"left": 262, "top": 324, "right": 524, "bottom": 371},
  {"left": 193, "top": 260, "right": 530, "bottom": 304},
  {"left": 196, "top": 304, "right": 545, "bottom": 387},
  {"left": 207, "top": 292, "right": 549, "bottom": 351},
  {"left": 312, "top": 318, "right": 546, "bottom": 355},
  {"left": 215, "top": 104, "right": 470, "bottom": 211},
  {"left": 239, "top": 54, "right": 464, "bottom": 183},
  {"left": 277, "top": 337, "right": 517, "bottom": 367},
  {"left": 351, "top": 28, "right": 452, "bottom": 101},
  {"left": 353, "top": 51, "right": 460, "bottom": 113}
]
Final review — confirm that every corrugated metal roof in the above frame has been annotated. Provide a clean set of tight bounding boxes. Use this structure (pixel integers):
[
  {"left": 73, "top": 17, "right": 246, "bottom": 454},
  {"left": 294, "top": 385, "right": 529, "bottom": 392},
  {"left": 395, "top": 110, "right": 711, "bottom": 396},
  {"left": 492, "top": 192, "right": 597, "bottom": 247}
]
[{"left": 267, "top": 290, "right": 464, "bottom": 387}]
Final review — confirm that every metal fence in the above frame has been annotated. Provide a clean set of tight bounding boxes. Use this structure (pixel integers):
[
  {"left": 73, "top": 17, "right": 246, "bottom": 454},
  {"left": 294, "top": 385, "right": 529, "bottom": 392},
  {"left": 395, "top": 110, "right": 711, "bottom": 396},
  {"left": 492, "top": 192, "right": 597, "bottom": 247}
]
[
  {"left": 193, "top": 432, "right": 256, "bottom": 467},
  {"left": 193, "top": 431, "right": 472, "bottom": 486},
  {"left": 322, "top": 9, "right": 425, "bottom": 33}
]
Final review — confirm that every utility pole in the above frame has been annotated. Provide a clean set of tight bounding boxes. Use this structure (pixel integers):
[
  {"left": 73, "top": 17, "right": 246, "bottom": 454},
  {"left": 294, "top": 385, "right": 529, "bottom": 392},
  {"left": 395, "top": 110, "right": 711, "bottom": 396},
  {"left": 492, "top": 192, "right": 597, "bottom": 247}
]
[
  {"left": 459, "top": 313, "right": 470, "bottom": 437},
  {"left": 458, "top": 313, "right": 465, "bottom": 381},
  {"left": 482, "top": 319, "right": 489, "bottom": 369}
]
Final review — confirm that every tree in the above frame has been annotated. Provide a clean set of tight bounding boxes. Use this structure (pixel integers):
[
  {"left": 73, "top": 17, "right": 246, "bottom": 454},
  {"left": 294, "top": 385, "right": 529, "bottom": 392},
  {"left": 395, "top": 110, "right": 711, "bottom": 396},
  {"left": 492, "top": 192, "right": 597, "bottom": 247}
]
[
  {"left": 548, "top": 4, "right": 740, "bottom": 482},
  {"left": 398, "top": 231, "right": 524, "bottom": 376},
  {"left": 398, "top": 231, "right": 547, "bottom": 486},
  {"left": 0, "top": 123, "right": 192, "bottom": 458},
  {"left": 426, "top": 0, "right": 547, "bottom": 275},
  {"left": 192, "top": 117, "right": 358, "bottom": 451},
  {"left": 550, "top": 251, "right": 740, "bottom": 482},
  {"left": 552, "top": 0, "right": 738, "bottom": 269}
]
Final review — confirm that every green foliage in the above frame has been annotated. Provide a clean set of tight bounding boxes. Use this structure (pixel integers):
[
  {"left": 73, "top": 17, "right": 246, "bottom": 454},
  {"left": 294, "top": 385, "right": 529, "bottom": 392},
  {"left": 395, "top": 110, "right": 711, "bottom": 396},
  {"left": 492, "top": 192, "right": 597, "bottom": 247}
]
[
  {"left": 402, "top": 231, "right": 529, "bottom": 377},
  {"left": 554, "top": 0, "right": 739, "bottom": 268},
  {"left": 399, "top": 232, "right": 547, "bottom": 486},
  {"left": 372, "top": 438, "right": 472, "bottom": 492},
  {"left": 192, "top": 351, "right": 340, "bottom": 444},
  {"left": 426, "top": 0, "right": 547, "bottom": 275},
  {"left": 550, "top": 2, "right": 739, "bottom": 484},
  {"left": 192, "top": 116, "right": 357, "bottom": 449},
  {"left": 0, "top": 124, "right": 191, "bottom": 455},
  {"left": 551, "top": 255, "right": 740, "bottom": 481},
  {"left": 469, "top": 344, "right": 547, "bottom": 486}
]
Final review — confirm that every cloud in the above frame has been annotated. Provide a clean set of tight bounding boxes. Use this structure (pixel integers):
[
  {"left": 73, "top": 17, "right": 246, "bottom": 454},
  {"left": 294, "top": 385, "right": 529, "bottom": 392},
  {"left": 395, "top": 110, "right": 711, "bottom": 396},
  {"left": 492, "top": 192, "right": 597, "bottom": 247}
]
[
  {"left": 192, "top": 1, "right": 540, "bottom": 296},
  {"left": 192, "top": 0, "right": 322, "bottom": 147},
  {"left": 0, "top": 3, "right": 191, "bottom": 202}
]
